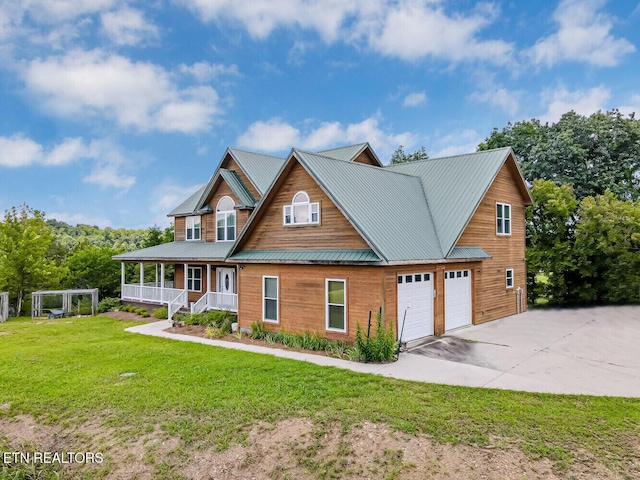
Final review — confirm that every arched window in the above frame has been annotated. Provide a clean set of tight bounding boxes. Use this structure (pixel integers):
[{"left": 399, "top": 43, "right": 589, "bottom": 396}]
[
  {"left": 216, "top": 196, "right": 236, "bottom": 241},
  {"left": 283, "top": 191, "right": 319, "bottom": 225}
]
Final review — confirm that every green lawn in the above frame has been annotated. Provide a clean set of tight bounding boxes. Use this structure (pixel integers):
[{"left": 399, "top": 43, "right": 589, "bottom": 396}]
[{"left": 1, "top": 316, "right": 639, "bottom": 476}]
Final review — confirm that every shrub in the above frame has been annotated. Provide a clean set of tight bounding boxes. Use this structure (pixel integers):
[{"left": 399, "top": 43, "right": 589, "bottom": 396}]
[
  {"left": 250, "top": 321, "right": 266, "bottom": 340},
  {"left": 153, "top": 307, "right": 168, "bottom": 319},
  {"left": 182, "top": 310, "right": 236, "bottom": 328},
  {"left": 354, "top": 310, "right": 397, "bottom": 363},
  {"left": 97, "top": 297, "right": 120, "bottom": 313},
  {"left": 204, "top": 325, "right": 226, "bottom": 339}
]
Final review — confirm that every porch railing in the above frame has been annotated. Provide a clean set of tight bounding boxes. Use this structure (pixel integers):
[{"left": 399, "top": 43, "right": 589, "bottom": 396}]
[
  {"left": 122, "top": 284, "right": 183, "bottom": 304},
  {"left": 168, "top": 290, "right": 188, "bottom": 321},
  {"left": 190, "top": 292, "right": 238, "bottom": 314}
]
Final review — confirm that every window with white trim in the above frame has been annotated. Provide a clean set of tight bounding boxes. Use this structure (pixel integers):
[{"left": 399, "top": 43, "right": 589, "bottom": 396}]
[
  {"left": 186, "top": 216, "right": 201, "bottom": 241},
  {"left": 216, "top": 196, "right": 236, "bottom": 242},
  {"left": 187, "top": 266, "right": 202, "bottom": 291},
  {"left": 326, "top": 279, "right": 346, "bottom": 332},
  {"left": 284, "top": 191, "right": 319, "bottom": 225},
  {"left": 496, "top": 203, "right": 511, "bottom": 235},
  {"left": 263, "top": 276, "right": 278, "bottom": 323},
  {"left": 506, "top": 268, "right": 514, "bottom": 289}
]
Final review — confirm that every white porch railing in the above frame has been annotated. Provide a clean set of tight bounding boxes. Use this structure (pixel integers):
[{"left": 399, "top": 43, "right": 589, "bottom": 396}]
[
  {"left": 122, "top": 284, "right": 184, "bottom": 304},
  {"left": 191, "top": 292, "right": 238, "bottom": 314},
  {"left": 168, "top": 290, "right": 188, "bottom": 321},
  {"left": 143, "top": 281, "right": 174, "bottom": 288}
]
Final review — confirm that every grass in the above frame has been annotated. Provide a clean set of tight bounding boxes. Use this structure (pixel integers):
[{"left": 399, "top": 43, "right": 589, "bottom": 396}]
[{"left": 0, "top": 316, "right": 639, "bottom": 477}]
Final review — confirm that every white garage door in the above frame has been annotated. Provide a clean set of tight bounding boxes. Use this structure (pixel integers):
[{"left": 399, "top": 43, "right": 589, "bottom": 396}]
[
  {"left": 397, "top": 273, "right": 434, "bottom": 342},
  {"left": 445, "top": 270, "right": 472, "bottom": 331}
]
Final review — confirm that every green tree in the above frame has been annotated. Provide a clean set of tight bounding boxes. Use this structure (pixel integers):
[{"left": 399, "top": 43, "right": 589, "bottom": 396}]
[
  {"left": 526, "top": 180, "right": 581, "bottom": 304},
  {"left": 64, "top": 242, "right": 124, "bottom": 298},
  {"left": 574, "top": 191, "right": 640, "bottom": 304},
  {"left": 390, "top": 145, "right": 429, "bottom": 164},
  {"left": 479, "top": 110, "right": 640, "bottom": 201},
  {"left": 0, "top": 205, "right": 65, "bottom": 315}
]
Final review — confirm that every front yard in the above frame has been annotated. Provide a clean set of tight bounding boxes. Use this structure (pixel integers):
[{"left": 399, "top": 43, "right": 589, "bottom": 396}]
[{"left": 1, "top": 316, "right": 639, "bottom": 479}]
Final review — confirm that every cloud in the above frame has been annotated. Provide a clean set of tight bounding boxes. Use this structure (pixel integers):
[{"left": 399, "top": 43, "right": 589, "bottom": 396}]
[
  {"left": 80, "top": 139, "right": 136, "bottom": 191},
  {"left": 101, "top": 6, "right": 159, "bottom": 46},
  {"left": 526, "top": 0, "right": 635, "bottom": 67},
  {"left": 429, "top": 129, "right": 483, "bottom": 158},
  {"left": 402, "top": 92, "right": 426, "bottom": 107},
  {"left": 178, "top": 61, "right": 240, "bottom": 82},
  {"left": 619, "top": 94, "right": 640, "bottom": 117},
  {"left": 237, "top": 116, "right": 415, "bottom": 156},
  {"left": 469, "top": 86, "right": 521, "bottom": 116},
  {"left": 22, "top": 49, "right": 220, "bottom": 133},
  {"left": 180, "top": 0, "right": 513, "bottom": 64},
  {"left": 539, "top": 85, "right": 611, "bottom": 123},
  {"left": 0, "top": 134, "right": 87, "bottom": 167}
]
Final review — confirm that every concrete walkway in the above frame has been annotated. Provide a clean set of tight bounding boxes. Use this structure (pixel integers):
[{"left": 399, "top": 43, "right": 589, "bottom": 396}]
[{"left": 125, "top": 305, "right": 640, "bottom": 398}]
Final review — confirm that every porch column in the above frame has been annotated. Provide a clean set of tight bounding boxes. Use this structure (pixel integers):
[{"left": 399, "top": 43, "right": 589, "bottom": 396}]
[
  {"left": 160, "top": 263, "right": 165, "bottom": 303},
  {"left": 206, "top": 265, "right": 211, "bottom": 293},
  {"left": 139, "top": 262, "right": 144, "bottom": 301},
  {"left": 155, "top": 263, "right": 159, "bottom": 287},
  {"left": 184, "top": 263, "right": 188, "bottom": 291},
  {"left": 121, "top": 263, "right": 125, "bottom": 299}
]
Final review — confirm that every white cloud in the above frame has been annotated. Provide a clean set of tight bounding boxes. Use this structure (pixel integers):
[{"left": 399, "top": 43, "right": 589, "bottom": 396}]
[
  {"left": 527, "top": 0, "right": 635, "bottom": 67},
  {"left": 178, "top": 61, "right": 240, "bottom": 82},
  {"left": 539, "top": 85, "right": 611, "bottom": 123},
  {"left": 0, "top": 134, "right": 87, "bottom": 167},
  {"left": 80, "top": 139, "right": 136, "bottom": 191},
  {"left": 22, "top": 49, "right": 220, "bottom": 133},
  {"left": 47, "top": 211, "right": 112, "bottom": 228},
  {"left": 18, "top": 0, "right": 115, "bottom": 23},
  {"left": 429, "top": 129, "right": 483, "bottom": 158},
  {"left": 101, "top": 6, "right": 159, "bottom": 46},
  {"left": 237, "top": 116, "right": 415, "bottom": 157},
  {"left": 469, "top": 86, "right": 521, "bottom": 116},
  {"left": 402, "top": 92, "right": 426, "bottom": 107},
  {"left": 180, "top": 0, "right": 513, "bottom": 64},
  {"left": 619, "top": 94, "right": 640, "bottom": 117},
  {"left": 150, "top": 182, "right": 204, "bottom": 227}
]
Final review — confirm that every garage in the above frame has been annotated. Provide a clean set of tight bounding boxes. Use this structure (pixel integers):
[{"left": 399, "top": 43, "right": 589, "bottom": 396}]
[
  {"left": 397, "top": 273, "right": 434, "bottom": 342},
  {"left": 445, "top": 270, "right": 472, "bottom": 331}
]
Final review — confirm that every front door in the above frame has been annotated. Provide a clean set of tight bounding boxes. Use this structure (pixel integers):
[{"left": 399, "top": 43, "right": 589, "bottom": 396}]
[{"left": 216, "top": 268, "right": 236, "bottom": 294}]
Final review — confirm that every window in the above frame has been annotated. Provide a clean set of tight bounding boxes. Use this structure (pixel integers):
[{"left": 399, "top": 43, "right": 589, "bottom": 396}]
[
  {"left": 187, "top": 266, "right": 202, "bottom": 291},
  {"left": 326, "top": 279, "right": 346, "bottom": 332},
  {"left": 263, "top": 276, "right": 278, "bottom": 323},
  {"left": 186, "top": 216, "right": 201, "bottom": 241},
  {"left": 284, "top": 191, "right": 319, "bottom": 225},
  {"left": 506, "top": 269, "right": 514, "bottom": 289},
  {"left": 216, "top": 196, "right": 236, "bottom": 242},
  {"left": 496, "top": 203, "right": 511, "bottom": 235}
]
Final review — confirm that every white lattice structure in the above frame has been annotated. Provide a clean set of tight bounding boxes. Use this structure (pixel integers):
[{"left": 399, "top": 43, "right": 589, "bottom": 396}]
[
  {"left": 0, "top": 292, "right": 8, "bottom": 322},
  {"left": 31, "top": 289, "right": 99, "bottom": 318}
]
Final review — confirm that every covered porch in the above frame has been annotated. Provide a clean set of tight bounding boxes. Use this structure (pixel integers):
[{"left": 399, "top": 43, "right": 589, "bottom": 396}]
[{"left": 113, "top": 242, "right": 238, "bottom": 319}]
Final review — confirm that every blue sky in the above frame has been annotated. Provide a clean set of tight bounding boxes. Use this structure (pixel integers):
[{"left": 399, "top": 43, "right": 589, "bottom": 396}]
[{"left": 1, "top": 0, "right": 639, "bottom": 229}]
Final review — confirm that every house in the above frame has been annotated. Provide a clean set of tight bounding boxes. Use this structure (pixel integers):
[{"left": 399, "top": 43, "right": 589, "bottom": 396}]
[{"left": 114, "top": 143, "right": 532, "bottom": 344}]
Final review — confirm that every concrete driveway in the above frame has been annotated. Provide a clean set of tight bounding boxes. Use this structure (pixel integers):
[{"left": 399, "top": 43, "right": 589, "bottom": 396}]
[{"left": 408, "top": 305, "right": 640, "bottom": 397}]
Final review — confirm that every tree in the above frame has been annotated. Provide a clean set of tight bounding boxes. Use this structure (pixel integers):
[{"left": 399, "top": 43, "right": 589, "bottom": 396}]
[
  {"left": 574, "top": 191, "right": 640, "bottom": 304},
  {"left": 390, "top": 145, "right": 429, "bottom": 164},
  {"left": 526, "top": 180, "right": 580, "bottom": 304},
  {"left": 0, "top": 205, "right": 65, "bottom": 315},
  {"left": 479, "top": 110, "right": 640, "bottom": 201},
  {"left": 64, "top": 243, "right": 123, "bottom": 298}
]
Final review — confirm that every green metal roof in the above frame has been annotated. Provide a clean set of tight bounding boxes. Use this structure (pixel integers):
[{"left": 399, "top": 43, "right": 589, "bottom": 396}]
[
  {"left": 447, "top": 246, "right": 492, "bottom": 260},
  {"left": 168, "top": 185, "right": 207, "bottom": 216},
  {"left": 317, "top": 143, "right": 383, "bottom": 166},
  {"left": 219, "top": 169, "right": 257, "bottom": 208},
  {"left": 113, "top": 241, "right": 233, "bottom": 262},
  {"left": 293, "top": 150, "right": 444, "bottom": 262},
  {"left": 227, "top": 148, "right": 286, "bottom": 194},
  {"left": 385, "top": 147, "right": 514, "bottom": 256},
  {"left": 229, "top": 249, "right": 380, "bottom": 263}
]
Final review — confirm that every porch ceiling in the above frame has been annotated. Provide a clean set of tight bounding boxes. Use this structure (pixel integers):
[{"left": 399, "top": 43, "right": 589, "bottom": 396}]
[{"left": 113, "top": 241, "right": 234, "bottom": 262}]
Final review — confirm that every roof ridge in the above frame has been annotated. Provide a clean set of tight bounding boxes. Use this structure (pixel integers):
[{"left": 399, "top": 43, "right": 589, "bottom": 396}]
[
  {"left": 316, "top": 143, "right": 367, "bottom": 153},
  {"left": 293, "top": 148, "right": 421, "bottom": 180},
  {"left": 385, "top": 146, "right": 511, "bottom": 168},
  {"left": 228, "top": 147, "right": 285, "bottom": 160}
]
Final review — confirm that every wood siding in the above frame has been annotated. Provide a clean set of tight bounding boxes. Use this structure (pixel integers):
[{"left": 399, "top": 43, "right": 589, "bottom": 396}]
[
  {"left": 174, "top": 217, "right": 186, "bottom": 241},
  {"left": 353, "top": 150, "right": 379, "bottom": 166},
  {"left": 219, "top": 155, "right": 261, "bottom": 200},
  {"left": 174, "top": 263, "right": 214, "bottom": 303},
  {"left": 242, "top": 161, "right": 370, "bottom": 251},
  {"left": 238, "top": 264, "right": 384, "bottom": 341},
  {"left": 202, "top": 180, "right": 250, "bottom": 243},
  {"left": 455, "top": 158, "right": 528, "bottom": 324}
]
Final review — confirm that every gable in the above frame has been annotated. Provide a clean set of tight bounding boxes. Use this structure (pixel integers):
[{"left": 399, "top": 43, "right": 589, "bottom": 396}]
[
  {"left": 238, "top": 159, "right": 371, "bottom": 251},
  {"left": 353, "top": 150, "right": 379, "bottom": 166},
  {"left": 218, "top": 154, "right": 261, "bottom": 201},
  {"left": 203, "top": 179, "right": 251, "bottom": 242}
]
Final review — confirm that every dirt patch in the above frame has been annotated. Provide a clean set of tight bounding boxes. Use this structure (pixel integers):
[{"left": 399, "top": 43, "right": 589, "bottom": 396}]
[{"left": 0, "top": 415, "right": 630, "bottom": 480}]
